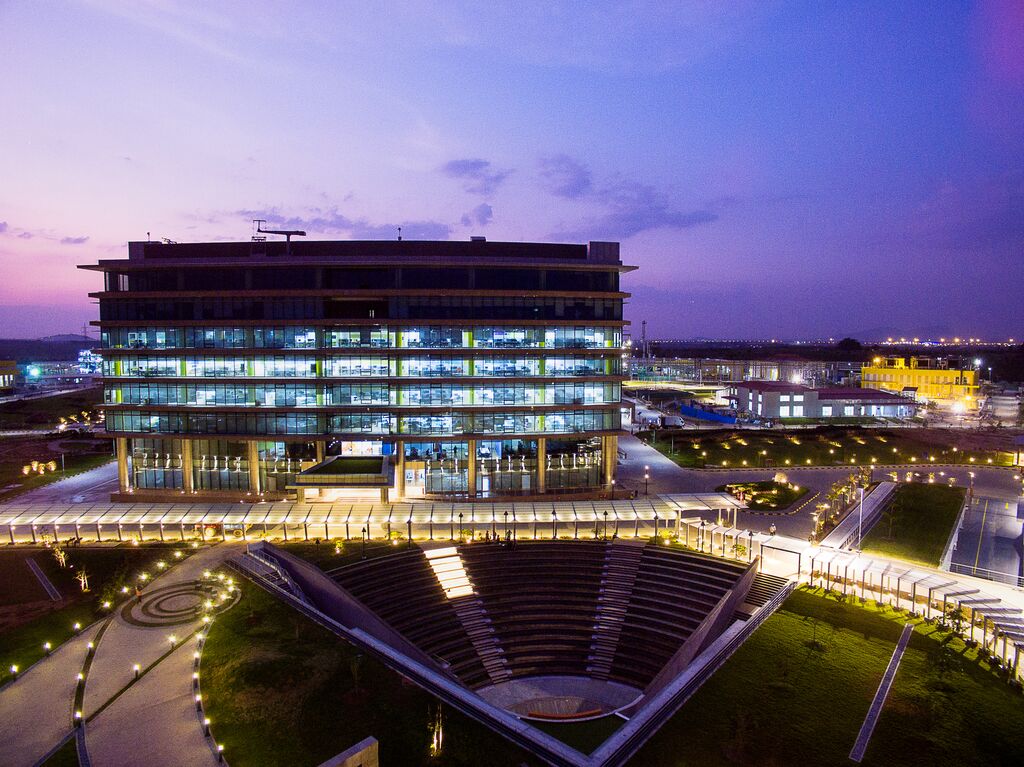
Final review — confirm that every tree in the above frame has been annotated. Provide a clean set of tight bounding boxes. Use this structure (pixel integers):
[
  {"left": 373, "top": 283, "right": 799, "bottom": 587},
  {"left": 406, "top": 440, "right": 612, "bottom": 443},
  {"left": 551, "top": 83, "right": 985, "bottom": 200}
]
[
  {"left": 835, "top": 337, "right": 862, "bottom": 351},
  {"left": 883, "top": 494, "right": 903, "bottom": 539}
]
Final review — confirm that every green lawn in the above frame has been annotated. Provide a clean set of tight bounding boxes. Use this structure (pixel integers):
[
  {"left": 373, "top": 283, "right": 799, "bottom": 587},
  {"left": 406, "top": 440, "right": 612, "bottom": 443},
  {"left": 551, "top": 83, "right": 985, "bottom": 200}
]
[
  {"left": 860, "top": 484, "right": 965, "bottom": 567},
  {"left": 631, "top": 588, "right": 1024, "bottom": 766},
  {"left": 715, "top": 480, "right": 809, "bottom": 511},
  {"left": 0, "top": 544, "right": 195, "bottom": 685},
  {"left": 532, "top": 715, "right": 624, "bottom": 754},
  {"left": 639, "top": 426, "right": 1012, "bottom": 469},
  {"left": 0, "top": 388, "right": 102, "bottom": 430},
  {"left": 39, "top": 738, "right": 79, "bottom": 767},
  {"left": 201, "top": 578, "right": 537, "bottom": 767},
  {"left": 276, "top": 540, "right": 407, "bottom": 570}
]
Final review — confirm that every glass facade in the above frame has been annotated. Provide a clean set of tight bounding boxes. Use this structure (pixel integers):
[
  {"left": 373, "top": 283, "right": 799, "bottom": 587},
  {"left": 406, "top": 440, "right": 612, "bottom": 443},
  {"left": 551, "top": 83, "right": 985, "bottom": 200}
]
[{"left": 87, "top": 239, "right": 628, "bottom": 498}]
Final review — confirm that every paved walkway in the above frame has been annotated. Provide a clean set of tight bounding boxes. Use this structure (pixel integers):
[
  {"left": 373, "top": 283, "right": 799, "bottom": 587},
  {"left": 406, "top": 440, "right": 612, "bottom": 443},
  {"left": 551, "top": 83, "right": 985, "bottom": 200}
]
[
  {"left": 83, "top": 544, "right": 232, "bottom": 766},
  {"left": 87, "top": 641, "right": 219, "bottom": 767},
  {"left": 849, "top": 623, "right": 914, "bottom": 762},
  {"left": 0, "top": 622, "right": 102, "bottom": 767}
]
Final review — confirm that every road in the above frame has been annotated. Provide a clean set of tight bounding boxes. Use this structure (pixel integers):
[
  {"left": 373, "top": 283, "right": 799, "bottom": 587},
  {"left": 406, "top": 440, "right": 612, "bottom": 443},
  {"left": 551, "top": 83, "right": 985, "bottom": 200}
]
[
  {"left": 950, "top": 491, "right": 1024, "bottom": 586},
  {"left": 10, "top": 461, "right": 118, "bottom": 504}
]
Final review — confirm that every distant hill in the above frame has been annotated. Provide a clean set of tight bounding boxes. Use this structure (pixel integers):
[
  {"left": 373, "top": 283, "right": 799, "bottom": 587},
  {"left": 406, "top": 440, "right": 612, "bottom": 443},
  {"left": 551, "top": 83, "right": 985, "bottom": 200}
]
[
  {"left": 37, "top": 333, "right": 94, "bottom": 343},
  {"left": 0, "top": 337, "right": 97, "bottom": 363}
]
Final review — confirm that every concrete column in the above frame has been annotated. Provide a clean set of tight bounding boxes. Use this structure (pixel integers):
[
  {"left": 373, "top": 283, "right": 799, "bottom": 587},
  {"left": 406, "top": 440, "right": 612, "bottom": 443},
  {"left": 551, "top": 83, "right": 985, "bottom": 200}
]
[
  {"left": 395, "top": 441, "right": 406, "bottom": 498},
  {"left": 467, "top": 439, "right": 477, "bottom": 498},
  {"left": 537, "top": 437, "right": 547, "bottom": 494},
  {"left": 181, "top": 438, "right": 194, "bottom": 494},
  {"left": 380, "top": 487, "right": 389, "bottom": 503},
  {"left": 315, "top": 440, "right": 326, "bottom": 462},
  {"left": 603, "top": 435, "right": 618, "bottom": 488},
  {"left": 247, "top": 441, "right": 261, "bottom": 494},
  {"left": 116, "top": 437, "right": 130, "bottom": 494}
]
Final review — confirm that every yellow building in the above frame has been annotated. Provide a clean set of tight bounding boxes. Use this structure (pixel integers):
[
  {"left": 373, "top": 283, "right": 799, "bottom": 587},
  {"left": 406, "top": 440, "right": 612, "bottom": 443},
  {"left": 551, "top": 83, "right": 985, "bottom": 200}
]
[{"left": 861, "top": 356, "right": 979, "bottom": 411}]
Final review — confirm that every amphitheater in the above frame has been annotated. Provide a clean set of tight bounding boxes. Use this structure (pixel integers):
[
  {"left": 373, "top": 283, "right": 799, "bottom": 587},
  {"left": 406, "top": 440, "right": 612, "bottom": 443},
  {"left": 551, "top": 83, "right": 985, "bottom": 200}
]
[{"left": 238, "top": 538, "right": 790, "bottom": 766}]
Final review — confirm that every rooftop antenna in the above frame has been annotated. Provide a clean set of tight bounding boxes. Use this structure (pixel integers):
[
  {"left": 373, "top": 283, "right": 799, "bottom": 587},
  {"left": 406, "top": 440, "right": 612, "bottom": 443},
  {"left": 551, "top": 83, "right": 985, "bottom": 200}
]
[
  {"left": 252, "top": 219, "right": 306, "bottom": 257},
  {"left": 397, "top": 226, "right": 402, "bottom": 241}
]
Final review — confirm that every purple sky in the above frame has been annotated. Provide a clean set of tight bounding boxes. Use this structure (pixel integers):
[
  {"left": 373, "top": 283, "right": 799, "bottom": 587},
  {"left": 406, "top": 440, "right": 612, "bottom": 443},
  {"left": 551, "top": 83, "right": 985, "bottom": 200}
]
[{"left": 1, "top": 1, "right": 1022, "bottom": 340}]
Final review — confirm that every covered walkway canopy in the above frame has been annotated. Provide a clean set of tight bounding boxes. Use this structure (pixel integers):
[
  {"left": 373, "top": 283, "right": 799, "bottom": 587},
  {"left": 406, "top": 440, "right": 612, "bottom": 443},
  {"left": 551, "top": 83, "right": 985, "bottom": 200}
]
[{"left": 0, "top": 492, "right": 744, "bottom": 544}]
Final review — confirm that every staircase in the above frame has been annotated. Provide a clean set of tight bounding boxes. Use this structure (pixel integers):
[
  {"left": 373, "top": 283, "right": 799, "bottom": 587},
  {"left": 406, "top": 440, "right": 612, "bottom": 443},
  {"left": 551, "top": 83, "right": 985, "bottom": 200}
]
[
  {"left": 743, "top": 572, "right": 791, "bottom": 609},
  {"left": 449, "top": 596, "right": 512, "bottom": 684},
  {"left": 422, "top": 545, "right": 511, "bottom": 684},
  {"left": 588, "top": 540, "right": 646, "bottom": 679}
]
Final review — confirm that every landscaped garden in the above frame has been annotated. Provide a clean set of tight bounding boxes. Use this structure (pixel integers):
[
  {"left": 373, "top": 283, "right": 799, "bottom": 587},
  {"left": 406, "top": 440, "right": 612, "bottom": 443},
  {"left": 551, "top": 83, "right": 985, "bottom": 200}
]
[
  {"left": 860, "top": 483, "right": 966, "bottom": 567},
  {"left": 632, "top": 587, "right": 1024, "bottom": 766},
  {"left": 0, "top": 543, "right": 197, "bottom": 685},
  {"left": 715, "top": 479, "right": 809, "bottom": 510},
  {"left": 637, "top": 425, "right": 1014, "bottom": 468},
  {"left": 201, "top": 578, "right": 538, "bottom": 766}
]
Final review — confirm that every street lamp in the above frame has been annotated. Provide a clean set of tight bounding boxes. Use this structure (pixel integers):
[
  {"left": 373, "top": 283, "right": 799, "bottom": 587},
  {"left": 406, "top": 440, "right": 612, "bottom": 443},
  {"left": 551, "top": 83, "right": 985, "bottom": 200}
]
[
  {"left": 644, "top": 465, "right": 650, "bottom": 495},
  {"left": 611, "top": 478, "right": 616, "bottom": 500},
  {"left": 361, "top": 527, "right": 367, "bottom": 559}
]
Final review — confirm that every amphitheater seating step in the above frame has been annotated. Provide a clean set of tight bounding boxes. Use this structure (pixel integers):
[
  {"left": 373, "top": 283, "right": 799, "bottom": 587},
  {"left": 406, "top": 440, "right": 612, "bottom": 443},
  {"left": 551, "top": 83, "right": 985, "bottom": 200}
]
[{"left": 588, "top": 540, "right": 646, "bottom": 679}]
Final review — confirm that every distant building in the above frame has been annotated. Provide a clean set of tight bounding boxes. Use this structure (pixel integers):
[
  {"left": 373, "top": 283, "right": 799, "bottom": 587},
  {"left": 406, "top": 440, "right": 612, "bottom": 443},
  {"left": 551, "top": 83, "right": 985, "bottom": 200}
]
[
  {"left": 729, "top": 381, "right": 917, "bottom": 421},
  {"left": 860, "top": 356, "right": 979, "bottom": 411},
  {"left": 630, "top": 357, "right": 857, "bottom": 387},
  {"left": 21, "top": 361, "right": 99, "bottom": 390},
  {"left": 0, "top": 360, "right": 16, "bottom": 394}
]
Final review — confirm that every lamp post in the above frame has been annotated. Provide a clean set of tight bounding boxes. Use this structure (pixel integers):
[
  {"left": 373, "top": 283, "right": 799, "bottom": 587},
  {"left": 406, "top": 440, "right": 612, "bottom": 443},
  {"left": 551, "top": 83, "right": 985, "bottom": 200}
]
[
  {"left": 603, "top": 510, "right": 608, "bottom": 540},
  {"left": 361, "top": 527, "right": 366, "bottom": 559},
  {"left": 458, "top": 512, "right": 464, "bottom": 543},
  {"left": 644, "top": 465, "right": 650, "bottom": 495},
  {"left": 857, "top": 486, "right": 864, "bottom": 550},
  {"left": 611, "top": 478, "right": 616, "bottom": 500}
]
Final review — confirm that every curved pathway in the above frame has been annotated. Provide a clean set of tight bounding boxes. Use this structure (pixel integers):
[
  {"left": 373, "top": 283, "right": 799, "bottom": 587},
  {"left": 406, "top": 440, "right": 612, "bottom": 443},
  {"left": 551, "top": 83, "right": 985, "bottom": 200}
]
[
  {"left": 83, "top": 544, "right": 235, "bottom": 766},
  {"left": 0, "top": 622, "right": 101, "bottom": 767}
]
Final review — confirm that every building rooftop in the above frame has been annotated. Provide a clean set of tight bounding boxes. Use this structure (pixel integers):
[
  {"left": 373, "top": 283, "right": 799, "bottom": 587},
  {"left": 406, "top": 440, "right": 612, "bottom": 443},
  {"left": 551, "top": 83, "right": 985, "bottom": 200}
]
[{"left": 82, "top": 239, "right": 635, "bottom": 272}]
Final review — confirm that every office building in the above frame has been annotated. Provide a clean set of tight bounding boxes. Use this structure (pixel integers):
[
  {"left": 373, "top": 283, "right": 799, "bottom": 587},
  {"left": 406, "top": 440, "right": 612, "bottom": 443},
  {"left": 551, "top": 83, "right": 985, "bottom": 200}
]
[{"left": 81, "top": 238, "right": 631, "bottom": 501}]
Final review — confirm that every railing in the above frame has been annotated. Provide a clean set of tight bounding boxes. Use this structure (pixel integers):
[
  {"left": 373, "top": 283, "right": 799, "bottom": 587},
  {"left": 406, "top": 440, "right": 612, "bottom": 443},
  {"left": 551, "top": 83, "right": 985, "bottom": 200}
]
[{"left": 948, "top": 562, "right": 1024, "bottom": 589}]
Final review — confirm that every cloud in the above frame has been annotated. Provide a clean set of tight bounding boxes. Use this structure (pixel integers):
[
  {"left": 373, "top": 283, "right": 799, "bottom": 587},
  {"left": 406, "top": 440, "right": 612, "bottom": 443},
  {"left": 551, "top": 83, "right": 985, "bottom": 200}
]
[
  {"left": 0, "top": 222, "right": 7, "bottom": 234},
  {"left": 440, "top": 158, "right": 511, "bottom": 195},
  {"left": 554, "top": 180, "right": 718, "bottom": 240},
  {"left": 60, "top": 236, "right": 90, "bottom": 245},
  {"left": 539, "top": 155, "right": 592, "bottom": 199},
  {"left": 460, "top": 203, "right": 493, "bottom": 227},
  {"left": 234, "top": 207, "right": 451, "bottom": 241},
  {"left": 17, "top": 232, "right": 32, "bottom": 239}
]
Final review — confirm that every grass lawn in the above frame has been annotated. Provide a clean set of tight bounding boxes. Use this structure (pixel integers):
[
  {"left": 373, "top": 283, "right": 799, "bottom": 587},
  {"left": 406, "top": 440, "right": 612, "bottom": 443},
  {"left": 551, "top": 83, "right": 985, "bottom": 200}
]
[
  {"left": 303, "top": 456, "right": 384, "bottom": 475},
  {"left": 0, "top": 387, "right": 102, "bottom": 430},
  {"left": 39, "top": 738, "right": 79, "bottom": 767},
  {"left": 202, "top": 578, "right": 538, "bottom": 767},
  {"left": 715, "top": 480, "right": 809, "bottom": 511},
  {"left": 860, "top": 484, "right": 965, "bottom": 567},
  {"left": 276, "top": 539, "right": 406, "bottom": 570},
  {"left": 0, "top": 544, "right": 196, "bottom": 685},
  {"left": 631, "top": 587, "right": 1024, "bottom": 766},
  {"left": 639, "top": 426, "right": 1012, "bottom": 469},
  {"left": 532, "top": 715, "right": 624, "bottom": 754}
]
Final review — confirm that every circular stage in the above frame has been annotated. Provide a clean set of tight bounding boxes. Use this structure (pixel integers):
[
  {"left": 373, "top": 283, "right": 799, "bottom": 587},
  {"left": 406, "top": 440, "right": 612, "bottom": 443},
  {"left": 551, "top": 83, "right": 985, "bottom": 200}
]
[{"left": 476, "top": 675, "right": 642, "bottom": 721}]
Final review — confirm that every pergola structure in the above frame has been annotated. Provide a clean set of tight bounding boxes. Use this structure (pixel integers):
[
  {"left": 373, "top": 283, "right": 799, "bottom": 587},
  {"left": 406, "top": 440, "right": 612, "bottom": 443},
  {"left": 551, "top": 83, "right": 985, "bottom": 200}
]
[{"left": 0, "top": 492, "right": 744, "bottom": 546}]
